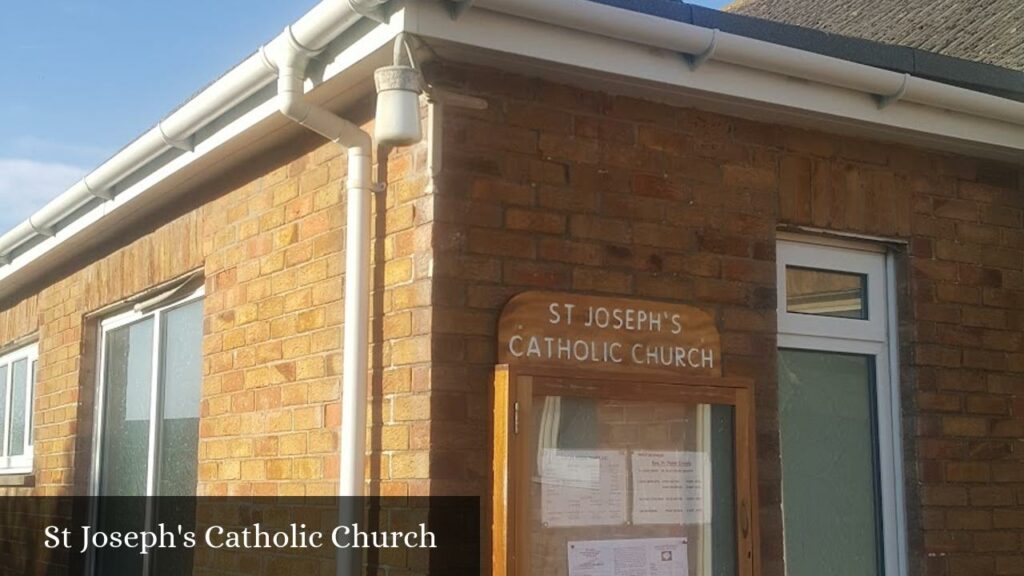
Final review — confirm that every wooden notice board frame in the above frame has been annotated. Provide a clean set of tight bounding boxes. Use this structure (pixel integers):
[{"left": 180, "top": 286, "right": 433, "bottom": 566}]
[{"left": 491, "top": 364, "right": 760, "bottom": 576}]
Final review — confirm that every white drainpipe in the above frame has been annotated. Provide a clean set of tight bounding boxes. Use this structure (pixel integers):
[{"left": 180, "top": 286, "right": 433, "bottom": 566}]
[
  {"left": 270, "top": 11, "right": 424, "bottom": 576},
  {"left": 271, "top": 27, "right": 375, "bottom": 501},
  {"left": 274, "top": 44, "right": 374, "bottom": 575}
]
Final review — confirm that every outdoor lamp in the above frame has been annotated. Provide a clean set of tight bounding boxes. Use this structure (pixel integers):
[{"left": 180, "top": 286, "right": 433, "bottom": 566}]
[{"left": 373, "top": 33, "right": 423, "bottom": 146}]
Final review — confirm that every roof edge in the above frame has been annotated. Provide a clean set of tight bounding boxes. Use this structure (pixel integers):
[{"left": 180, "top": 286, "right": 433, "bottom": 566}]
[{"left": 593, "top": 0, "right": 1024, "bottom": 102}]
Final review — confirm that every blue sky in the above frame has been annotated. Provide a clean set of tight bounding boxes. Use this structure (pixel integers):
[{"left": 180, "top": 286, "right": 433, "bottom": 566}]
[{"left": 0, "top": 0, "right": 731, "bottom": 233}]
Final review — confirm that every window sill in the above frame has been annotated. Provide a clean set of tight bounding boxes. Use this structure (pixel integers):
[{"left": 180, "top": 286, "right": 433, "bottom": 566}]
[{"left": 0, "top": 473, "right": 35, "bottom": 487}]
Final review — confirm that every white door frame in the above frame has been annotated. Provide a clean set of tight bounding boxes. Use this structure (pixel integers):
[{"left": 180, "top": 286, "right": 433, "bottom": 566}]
[{"left": 777, "top": 237, "right": 908, "bottom": 576}]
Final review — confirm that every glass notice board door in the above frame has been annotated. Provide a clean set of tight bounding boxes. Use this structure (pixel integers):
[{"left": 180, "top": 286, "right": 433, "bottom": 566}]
[{"left": 492, "top": 367, "right": 757, "bottom": 576}]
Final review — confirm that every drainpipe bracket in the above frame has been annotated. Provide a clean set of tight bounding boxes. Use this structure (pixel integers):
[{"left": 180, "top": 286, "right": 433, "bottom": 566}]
[
  {"left": 364, "top": 7, "right": 388, "bottom": 23},
  {"left": 448, "top": 0, "right": 476, "bottom": 20},
  {"left": 370, "top": 182, "right": 387, "bottom": 194},
  {"left": 83, "top": 179, "right": 114, "bottom": 201},
  {"left": 684, "top": 29, "right": 718, "bottom": 71},
  {"left": 877, "top": 73, "right": 911, "bottom": 109},
  {"left": 28, "top": 217, "right": 55, "bottom": 238},
  {"left": 158, "top": 124, "right": 195, "bottom": 152},
  {"left": 258, "top": 45, "right": 279, "bottom": 73},
  {"left": 285, "top": 24, "right": 322, "bottom": 59},
  {"left": 350, "top": 0, "right": 389, "bottom": 23}
]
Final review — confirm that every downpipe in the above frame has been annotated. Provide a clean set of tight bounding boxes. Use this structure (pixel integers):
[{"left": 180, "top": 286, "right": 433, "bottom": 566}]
[
  {"left": 273, "top": 20, "right": 423, "bottom": 576},
  {"left": 274, "top": 36, "right": 373, "bottom": 576}
]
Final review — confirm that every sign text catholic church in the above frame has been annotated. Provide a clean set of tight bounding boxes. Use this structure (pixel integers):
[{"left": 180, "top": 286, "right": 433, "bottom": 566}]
[{"left": 498, "top": 292, "right": 721, "bottom": 377}]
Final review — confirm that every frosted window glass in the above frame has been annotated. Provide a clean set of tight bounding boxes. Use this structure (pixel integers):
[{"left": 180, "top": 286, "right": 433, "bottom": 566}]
[
  {"left": 8, "top": 359, "right": 27, "bottom": 456},
  {"left": 0, "top": 365, "right": 7, "bottom": 456},
  {"left": 96, "top": 320, "right": 153, "bottom": 576},
  {"left": 778, "top": 349, "right": 881, "bottom": 576},
  {"left": 158, "top": 299, "right": 203, "bottom": 496},
  {"left": 99, "top": 318, "right": 154, "bottom": 497}
]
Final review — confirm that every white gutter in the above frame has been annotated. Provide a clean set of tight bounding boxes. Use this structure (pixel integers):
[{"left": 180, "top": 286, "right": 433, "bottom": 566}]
[
  {"left": 471, "top": 0, "right": 1024, "bottom": 127},
  {"left": 0, "top": 0, "right": 382, "bottom": 265}
]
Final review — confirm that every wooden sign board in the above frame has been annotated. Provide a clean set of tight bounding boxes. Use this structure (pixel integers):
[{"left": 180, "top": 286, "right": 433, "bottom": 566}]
[{"left": 498, "top": 291, "right": 721, "bottom": 377}]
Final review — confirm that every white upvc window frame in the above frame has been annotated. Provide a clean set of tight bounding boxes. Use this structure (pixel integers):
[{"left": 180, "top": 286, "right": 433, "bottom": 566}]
[
  {"left": 777, "top": 236, "right": 908, "bottom": 576},
  {"left": 89, "top": 285, "right": 205, "bottom": 497},
  {"left": 0, "top": 342, "right": 38, "bottom": 475}
]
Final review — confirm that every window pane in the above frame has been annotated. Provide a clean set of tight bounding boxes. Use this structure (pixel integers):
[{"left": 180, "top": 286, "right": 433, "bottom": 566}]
[
  {"left": 786, "top": 266, "right": 867, "bottom": 319},
  {"left": 27, "top": 361, "right": 36, "bottom": 446},
  {"left": 8, "top": 359, "right": 28, "bottom": 457},
  {"left": 158, "top": 299, "right": 203, "bottom": 496},
  {"left": 152, "top": 300, "right": 203, "bottom": 576},
  {"left": 99, "top": 318, "right": 154, "bottom": 496},
  {"left": 529, "top": 394, "right": 736, "bottom": 576},
  {"left": 0, "top": 365, "right": 7, "bottom": 457},
  {"left": 778, "top": 349, "right": 881, "bottom": 576},
  {"left": 95, "top": 320, "right": 153, "bottom": 576}
]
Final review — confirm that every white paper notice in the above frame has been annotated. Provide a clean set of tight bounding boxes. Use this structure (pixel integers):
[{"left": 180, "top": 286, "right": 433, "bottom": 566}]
[
  {"left": 541, "top": 450, "right": 627, "bottom": 527},
  {"left": 541, "top": 449, "right": 601, "bottom": 489},
  {"left": 567, "top": 537, "right": 688, "bottom": 576},
  {"left": 631, "top": 451, "right": 711, "bottom": 525}
]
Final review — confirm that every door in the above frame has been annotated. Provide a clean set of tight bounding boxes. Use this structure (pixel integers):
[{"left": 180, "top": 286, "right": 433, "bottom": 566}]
[{"left": 776, "top": 238, "right": 907, "bottom": 576}]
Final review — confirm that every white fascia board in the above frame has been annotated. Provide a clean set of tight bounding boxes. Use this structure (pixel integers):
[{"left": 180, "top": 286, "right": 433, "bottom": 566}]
[
  {"left": 0, "top": 13, "right": 406, "bottom": 302},
  {"left": 407, "top": 1, "right": 1024, "bottom": 163}
]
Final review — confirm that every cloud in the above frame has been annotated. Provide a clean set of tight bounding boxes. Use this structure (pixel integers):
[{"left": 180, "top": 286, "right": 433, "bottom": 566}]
[{"left": 0, "top": 159, "right": 87, "bottom": 234}]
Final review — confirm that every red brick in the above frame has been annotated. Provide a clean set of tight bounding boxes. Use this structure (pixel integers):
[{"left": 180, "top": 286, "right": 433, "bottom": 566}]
[
  {"left": 918, "top": 392, "right": 963, "bottom": 412},
  {"left": 505, "top": 208, "right": 566, "bottom": 235},
  {"left": 466, "top": 228, "right": 536, "bottom": 258},
  {"left": 502, "top": 261, "right": 570, "bottom": 289},
  {"left": 942, "top": 416, "right": 990, "bottom": 437},
  {"left": 505, "top": 101, "right": 572, "bottom": 133},
  {"left": 569, "top": 215, "right": 631, "bottom": 244},
  {"left": 571, "top": 268, "right": 632, "bottom": 295},
  {"left": 575, "top": 115, "right": 635, "bottom": 144},
  {"left": 966, "top": 395, "right": 1010, "bottom": 415},
  {"left": 538, "top": 238, "right": 602, "bottom": 266},
  {"left": 934, "top": 198, "right": 980, "bottom": 221}
]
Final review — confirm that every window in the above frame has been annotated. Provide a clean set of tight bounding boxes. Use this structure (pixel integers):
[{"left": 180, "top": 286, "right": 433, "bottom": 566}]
[
  {"left": 0, "top": 343, "right": 37, "bottom": 474},
  {"left": 776, "top": 238, "right": 907, "bottom": 576},
  {"left": 90, "top": 287, "right": 203, "bottom": 574}
]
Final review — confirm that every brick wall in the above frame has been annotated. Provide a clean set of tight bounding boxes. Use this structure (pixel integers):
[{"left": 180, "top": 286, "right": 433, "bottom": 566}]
[
  {"left": 0, "top": 107, "right": 435, "bottom": 574},
  {"left": 0, "top": 54, "right": 1021, "bottom": 576},
  {"left": 196, "top": 121, "right": 434, "bottom": 499},
  {"left": 425, "top": 61, "right": 1023, "bottom": 576},
  {"left": 0, "top": 106, "right": 431, "bottom": 504}
]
